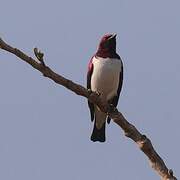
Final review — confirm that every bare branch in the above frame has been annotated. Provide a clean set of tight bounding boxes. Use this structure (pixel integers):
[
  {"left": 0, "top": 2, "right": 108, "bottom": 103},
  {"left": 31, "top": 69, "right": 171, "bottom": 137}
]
[{"left": 0, "top": 37, "right": 177, "bottom": 180}]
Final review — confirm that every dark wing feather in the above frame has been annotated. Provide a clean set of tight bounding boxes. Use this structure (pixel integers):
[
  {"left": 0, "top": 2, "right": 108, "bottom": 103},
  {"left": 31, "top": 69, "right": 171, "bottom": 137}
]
[
  {"left": 87, "top": 57, "right": 94, "bottom": 122},
  {"left": 107, "top": 60, "right": 123, "bottom": 123}
]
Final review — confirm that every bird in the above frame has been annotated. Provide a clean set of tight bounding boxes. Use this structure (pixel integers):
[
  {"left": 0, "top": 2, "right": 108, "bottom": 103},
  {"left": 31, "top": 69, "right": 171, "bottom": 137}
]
[{"left": 87, "top": 33, "right": 123, "bottom": 142}]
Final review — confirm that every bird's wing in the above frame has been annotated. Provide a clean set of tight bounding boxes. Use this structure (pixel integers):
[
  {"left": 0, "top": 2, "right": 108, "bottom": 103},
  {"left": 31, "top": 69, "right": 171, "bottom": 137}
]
[
  {"left": 87, "top": 57, "right": 95, "bottom": 122},
  {"left": 107, "top": 60, "right": 123, "bottom": 123}
]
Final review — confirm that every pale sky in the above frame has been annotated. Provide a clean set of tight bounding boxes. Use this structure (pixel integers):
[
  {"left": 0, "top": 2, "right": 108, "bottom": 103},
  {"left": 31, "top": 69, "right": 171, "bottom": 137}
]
[{"left": 0, "top": 0, "right": 179, "bottom": 179}]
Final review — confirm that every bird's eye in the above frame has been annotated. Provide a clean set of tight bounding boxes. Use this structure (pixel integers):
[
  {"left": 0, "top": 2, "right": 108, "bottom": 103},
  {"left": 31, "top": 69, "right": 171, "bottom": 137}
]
[{"left": 106, "top": 36, "right": 111, "bottom": 40}]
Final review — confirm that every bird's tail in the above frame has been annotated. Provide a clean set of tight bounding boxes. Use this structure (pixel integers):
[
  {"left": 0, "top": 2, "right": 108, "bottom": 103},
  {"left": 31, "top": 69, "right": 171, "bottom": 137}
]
[{"left": 91, "top": 121, "right": 106, "bottom": 142}]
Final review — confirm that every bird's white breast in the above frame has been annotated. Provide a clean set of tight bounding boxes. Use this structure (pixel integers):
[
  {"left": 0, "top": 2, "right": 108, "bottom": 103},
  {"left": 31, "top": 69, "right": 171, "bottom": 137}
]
[{"left": 91, "top": 56, "right": 122, "bottom": 101}]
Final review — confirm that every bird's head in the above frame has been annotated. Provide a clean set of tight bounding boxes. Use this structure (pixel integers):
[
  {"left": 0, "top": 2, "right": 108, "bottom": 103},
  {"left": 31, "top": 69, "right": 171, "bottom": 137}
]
[
  {"left": 99, "top": 33, "right": 117, "bottom": 51},
  {"left": 96, "top": 33, "right": 117, "bottom": 58}
]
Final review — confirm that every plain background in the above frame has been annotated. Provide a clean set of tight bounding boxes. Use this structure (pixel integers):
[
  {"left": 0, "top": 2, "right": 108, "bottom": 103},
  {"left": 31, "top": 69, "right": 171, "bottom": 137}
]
[{"left": 0, "top": 0, "right": 179, "bottom": 179}]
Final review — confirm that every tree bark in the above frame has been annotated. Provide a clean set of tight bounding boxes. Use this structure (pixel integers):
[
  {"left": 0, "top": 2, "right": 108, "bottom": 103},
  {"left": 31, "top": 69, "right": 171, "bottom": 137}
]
[{"left": 0, "top": 37, "right": 177, "bottom": 180}]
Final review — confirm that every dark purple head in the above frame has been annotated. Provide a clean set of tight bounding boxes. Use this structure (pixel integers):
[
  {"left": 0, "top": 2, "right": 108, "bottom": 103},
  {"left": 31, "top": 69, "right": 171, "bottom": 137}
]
[{"left": 96, "top": 33, "right": 119, "bottom": 58}]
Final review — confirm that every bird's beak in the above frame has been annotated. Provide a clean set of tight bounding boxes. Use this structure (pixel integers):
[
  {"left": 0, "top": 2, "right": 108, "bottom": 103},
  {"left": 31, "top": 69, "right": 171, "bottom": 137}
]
[{"left": 108, "top": 33, "right": 117, "bottom": 40}]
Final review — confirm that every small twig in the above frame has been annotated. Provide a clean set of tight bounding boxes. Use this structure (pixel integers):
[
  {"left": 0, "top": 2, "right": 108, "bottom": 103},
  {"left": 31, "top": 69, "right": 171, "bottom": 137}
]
[
  {"left": 34, "top": 47, "right": 46, "bottom": 66},
  {"left": 0, "top": 37, "right": 177, "bottom": 180}
]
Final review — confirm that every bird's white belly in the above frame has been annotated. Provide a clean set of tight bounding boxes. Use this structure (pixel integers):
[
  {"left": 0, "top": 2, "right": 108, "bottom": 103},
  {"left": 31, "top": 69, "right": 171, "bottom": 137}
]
[{"left": 91, "top": 57, "right": 122, "bottom": 101}]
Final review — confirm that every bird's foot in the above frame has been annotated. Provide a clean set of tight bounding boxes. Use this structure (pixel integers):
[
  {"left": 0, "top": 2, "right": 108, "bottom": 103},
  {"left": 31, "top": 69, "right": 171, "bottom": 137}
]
[
  {"left": 88, "top": 90, "right": 101, "bottom": 108},
  {"left": 87, "top": 89, "right": 101, "bottom": 96}
]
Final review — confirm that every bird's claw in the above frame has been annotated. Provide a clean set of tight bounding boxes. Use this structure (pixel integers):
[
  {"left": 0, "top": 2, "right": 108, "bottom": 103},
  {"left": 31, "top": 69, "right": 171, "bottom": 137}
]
[
  {"left": 88, "top": 89, "right": 101, "bottom": 106},
  {"left": 87, "top": 89, "right": 101, "bottom": 97}
]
